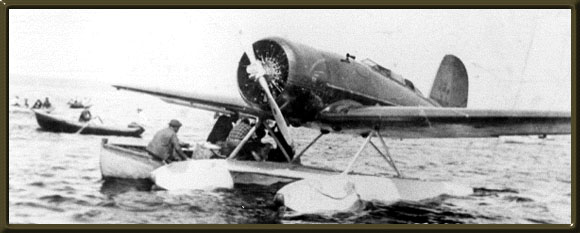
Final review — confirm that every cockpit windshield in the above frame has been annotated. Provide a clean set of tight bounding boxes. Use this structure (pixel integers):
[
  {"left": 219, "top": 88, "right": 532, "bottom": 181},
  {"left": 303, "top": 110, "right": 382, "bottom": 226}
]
[
  {"left": 361, "top": 58, "right": 422, "bottom": 95},
  {"left": 361, "top": 59, "right": 405, "bottom": 83}
]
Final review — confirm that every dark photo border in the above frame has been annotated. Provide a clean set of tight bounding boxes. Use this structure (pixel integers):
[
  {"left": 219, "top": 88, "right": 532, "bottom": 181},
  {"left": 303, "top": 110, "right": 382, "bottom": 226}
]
[{"left": 1, "top": 0, "right": 576, "bottom": 232}]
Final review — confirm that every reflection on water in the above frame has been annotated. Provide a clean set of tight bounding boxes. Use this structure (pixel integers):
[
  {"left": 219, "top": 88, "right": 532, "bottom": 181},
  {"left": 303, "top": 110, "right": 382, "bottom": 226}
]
[
  {"left": 9, "top": 76, "right": 571, "bottom": 224},
  {"left": 100, "top": 178, "right": 155, "bottom": 196}
]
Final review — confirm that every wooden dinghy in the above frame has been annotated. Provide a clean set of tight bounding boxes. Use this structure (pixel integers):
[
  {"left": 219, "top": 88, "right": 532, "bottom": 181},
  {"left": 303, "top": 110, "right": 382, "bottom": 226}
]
[
  {"left": 100, "top": 138, "right": 166, "bottom": 179},
  {"left": 99, "top": 139, "right": 473, "bottom": 205},
  {"left": 68, "top": 102, "right": 92, "bottom": 109},
  {"left": 99, "top": 137, "right": 339, "bottom": 185},
  {"left": 33, "top": 110, "right": 144, "bottom": 137},
  {"left": 100, "top": 138, "right": 206, "bottom": 179}
]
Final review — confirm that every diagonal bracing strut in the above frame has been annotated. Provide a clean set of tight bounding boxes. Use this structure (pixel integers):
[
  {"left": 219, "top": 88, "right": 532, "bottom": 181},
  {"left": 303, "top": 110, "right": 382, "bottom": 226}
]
[
  {"left": 226, "top": 123, "right": 402, "bottom": 178},
  {"left": 341, "top": 130, "right": 402, "bottom": 177},
  {"left": 263, "top": 121, "right": 292, "bottom": 162},
  {"left": 291, "top": 129, "right": 329, "bottom": 163},
  {"left": 226, "top": 119, "right": 260, "bottom": 160}
]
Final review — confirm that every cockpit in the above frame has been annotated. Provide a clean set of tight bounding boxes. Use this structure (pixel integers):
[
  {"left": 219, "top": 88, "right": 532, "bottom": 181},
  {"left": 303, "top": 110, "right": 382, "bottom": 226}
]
[{"left": 361, "top": 58, "right": 423, "bottom": 95}]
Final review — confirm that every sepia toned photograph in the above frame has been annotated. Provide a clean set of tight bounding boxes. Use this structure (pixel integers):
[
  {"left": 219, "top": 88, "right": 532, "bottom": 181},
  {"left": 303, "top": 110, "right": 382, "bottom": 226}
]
[{"left": 7, "top": 9, "right": 571, "bottom": 224}]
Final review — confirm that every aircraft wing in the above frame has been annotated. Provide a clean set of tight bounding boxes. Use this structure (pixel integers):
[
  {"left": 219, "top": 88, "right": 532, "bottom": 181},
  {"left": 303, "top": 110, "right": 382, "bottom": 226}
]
[
  {"left": 317, "top": 106, "right": 571, "bottom": 138},
  {"left": 112, "top": 84, "right": 269, "bottom": 118}
]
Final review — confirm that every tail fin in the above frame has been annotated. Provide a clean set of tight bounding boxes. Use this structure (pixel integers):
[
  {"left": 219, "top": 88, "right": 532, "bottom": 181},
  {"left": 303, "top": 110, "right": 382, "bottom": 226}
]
[{"left": 429, "top": 55, "right": 469, "bottom": 108}]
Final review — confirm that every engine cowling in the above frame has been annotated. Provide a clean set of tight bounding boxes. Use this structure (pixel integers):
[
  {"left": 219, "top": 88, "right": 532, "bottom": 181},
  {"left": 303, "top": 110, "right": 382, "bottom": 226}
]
[
  {"left": 237, "top": 38, "right": 292, "bottom": 110},
  {"left": 236, "top": 37, "right": 433, "bottom": 126},
  {"left": 237, "top": 37, "right": 327, "bottom": 124}
]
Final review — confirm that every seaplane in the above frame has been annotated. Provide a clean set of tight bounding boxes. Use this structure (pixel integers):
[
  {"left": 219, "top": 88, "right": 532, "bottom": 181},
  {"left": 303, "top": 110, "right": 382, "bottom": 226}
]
[{"left": 107, "top": 36, "right": 571, "bottom": 214}]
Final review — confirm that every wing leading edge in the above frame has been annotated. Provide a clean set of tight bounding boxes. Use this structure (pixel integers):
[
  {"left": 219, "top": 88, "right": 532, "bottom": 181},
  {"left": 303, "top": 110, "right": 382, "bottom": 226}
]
[
  {"left": 112, "top": 84, "right": 269, "bottom": 118},
  {"left": 317, "top": 106, "right": 571, "bottom": 138},
  {"left": 113, "top": 84, "right": 571, "bottom": 139}
]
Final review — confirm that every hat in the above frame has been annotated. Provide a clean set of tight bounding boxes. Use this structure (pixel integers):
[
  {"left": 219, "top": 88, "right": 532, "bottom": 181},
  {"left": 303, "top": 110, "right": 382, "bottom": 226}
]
[{"left": 169, "top": 119, "right": 182, "bottom": 127}]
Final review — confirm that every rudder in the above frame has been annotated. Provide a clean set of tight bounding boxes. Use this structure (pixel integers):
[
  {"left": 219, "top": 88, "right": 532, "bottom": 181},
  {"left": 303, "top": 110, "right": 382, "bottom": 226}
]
[{"left": 429, "top": 55, "right": 468, "bottom": 108}]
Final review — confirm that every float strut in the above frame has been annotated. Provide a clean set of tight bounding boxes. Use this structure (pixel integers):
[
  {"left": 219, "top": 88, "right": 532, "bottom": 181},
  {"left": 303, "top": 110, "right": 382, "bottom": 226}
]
[
  {"left": 292, "top": 130, "right": 328, "bottom": 163},
  {"left": 375, "top": 131, "right": 402, "bottom": 177},
  {"left": 341, "top": 131, "right": 375, "bottom": 175},
  {"left": 227, "top": 121, "right": 259, "bottom": 160},
  {"left": 369, "top": 141, "right": 401, "bottom": 177}
]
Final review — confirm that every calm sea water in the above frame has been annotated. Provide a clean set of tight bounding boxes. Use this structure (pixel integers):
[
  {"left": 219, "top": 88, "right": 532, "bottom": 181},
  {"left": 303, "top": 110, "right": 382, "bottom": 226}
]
[{"left": 8, "top": 76, "right": 571, "bottom": 224}]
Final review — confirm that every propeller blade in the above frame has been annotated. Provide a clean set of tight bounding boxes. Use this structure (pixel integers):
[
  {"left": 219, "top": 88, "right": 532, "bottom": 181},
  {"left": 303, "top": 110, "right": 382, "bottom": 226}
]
[
  {"left": 241, "top": 42, "right": 265, "bottom": 79},
  {"left": 238, "top": 31, "right": 258, "bottom": 64},
  {"left": 244, "top": 43, "right": 258, "bottom": 64},
  {"left": 257, "top": 76, "right": 293, "bottom": 146}
]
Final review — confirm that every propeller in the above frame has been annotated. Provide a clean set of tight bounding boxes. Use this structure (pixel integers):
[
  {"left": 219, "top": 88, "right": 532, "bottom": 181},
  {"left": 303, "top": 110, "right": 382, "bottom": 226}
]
[{"left": 242, "top": 39, "right": 294, "bottom": 146}]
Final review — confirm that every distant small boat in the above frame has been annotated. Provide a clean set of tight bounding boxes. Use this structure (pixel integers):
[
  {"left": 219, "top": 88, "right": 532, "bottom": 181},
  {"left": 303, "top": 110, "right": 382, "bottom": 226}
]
[
  {"left": 15, "top": 105, "right": 55, "bottom": 113},
  {"left": 9, "top": 105, "right": 32, "bottom": 114},
  {"left": 499, "top": 135, "right": 553, "bottom": 144},
  {"left": 68, "top": 102, "right": 92, "bottom": 109},
  {"left": 33, "top": 110, "right": 144, "bottom": 137}
]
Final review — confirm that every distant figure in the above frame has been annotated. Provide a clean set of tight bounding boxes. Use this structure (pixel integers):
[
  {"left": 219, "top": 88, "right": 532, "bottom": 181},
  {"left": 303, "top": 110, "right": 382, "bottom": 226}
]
[
  {"left": 32, "top": 99, "right": 43, "bottom": 109},
  {"left": 78, "top": 108, "right": 92, "bottom": 123},
  {"left": 24, "top": 99, "right": 29, "bottom": 108},
  {"left": 43, "top": 97, "right": 52, "bottom": 108},
  {"left": 11, "top": 96, "right": 20, "bottom": 106},
  {"left": 134, "top": 108, "right": 149, "bottom": 127},
  {"left": 146, "top": 119, "right": 190, "bottom": 163}
]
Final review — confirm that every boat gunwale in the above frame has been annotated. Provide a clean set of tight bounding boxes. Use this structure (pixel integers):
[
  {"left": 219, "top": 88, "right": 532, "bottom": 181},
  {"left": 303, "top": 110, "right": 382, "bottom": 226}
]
[{"left": 101, "top": 139, "right": 160, "bottom": 162}]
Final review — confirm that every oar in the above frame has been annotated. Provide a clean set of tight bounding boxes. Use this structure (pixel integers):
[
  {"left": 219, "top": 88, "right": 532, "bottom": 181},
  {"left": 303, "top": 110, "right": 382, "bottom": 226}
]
[
  {"left": 76, "top": 119, "right": 92, "bottom": 134},
  {"left": 94, "top": 116, "right": 104, "bottom": 124}
]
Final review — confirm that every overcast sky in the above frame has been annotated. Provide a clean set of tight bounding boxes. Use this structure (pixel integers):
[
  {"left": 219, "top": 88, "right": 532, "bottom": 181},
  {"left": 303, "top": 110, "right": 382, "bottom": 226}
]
[{"left": 8, "top": 9, "right": 571, "bottom": 110}]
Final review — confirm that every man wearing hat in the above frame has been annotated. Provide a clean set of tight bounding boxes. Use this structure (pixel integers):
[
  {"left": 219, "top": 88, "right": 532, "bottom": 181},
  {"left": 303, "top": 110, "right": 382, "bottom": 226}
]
[{"left": 146, "top": 119, "right": 190, "bottom": 163}]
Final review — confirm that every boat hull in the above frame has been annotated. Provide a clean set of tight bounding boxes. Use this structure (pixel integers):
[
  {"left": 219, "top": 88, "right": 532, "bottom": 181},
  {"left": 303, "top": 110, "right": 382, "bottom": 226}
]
[
  {"left": 99, "top": 139, "right": 472, "bottom": 202},
  {"left": 100, "top": 138, "right": 164, "bottom": 179},
  {"left": 69, "top": 103, "right": 92, "bottom": 109},
  {"left": 33, "top": 110, "right": 144, "bottom": 137},
  {"left": 100, "top": 138, "right": 363, "bottom": 186}
]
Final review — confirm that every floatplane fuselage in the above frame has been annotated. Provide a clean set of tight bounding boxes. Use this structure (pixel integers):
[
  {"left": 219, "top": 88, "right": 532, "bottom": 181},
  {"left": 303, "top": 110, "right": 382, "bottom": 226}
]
[{"left": 112, "top": 37, "right": 570, "bottom": 214}]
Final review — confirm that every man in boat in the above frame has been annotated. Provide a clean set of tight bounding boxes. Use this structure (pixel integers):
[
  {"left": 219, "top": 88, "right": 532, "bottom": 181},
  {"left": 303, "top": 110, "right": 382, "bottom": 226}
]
[
  {"left": 11, "top": 96, "right": 20, "bottom": 107},
  {"left": 146, "top": 119, "right": 191, "bottom": 163},
  {"left": 204, "top": 113, "right": 238, "bottom": 158},
  {"left": 206, "top": 113, "right": 238, "bottom": 146},
  {"left": 265, "top": 123, "right": 297, "bottom": 163},
  {"left": 220, "top": 118, "right": 272, "bottom": 161},
  {"left": 43, "top": 97, "right": 52, "bottom": 108},
  {"left": 78, "top": 108, "right": 92, "bottom": 123},
  {"left": 32, "top": 99, "right": 43, "bottom": 109},
  {"left": 244, "top": 123, "right": 273, "bottom": 161}
]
